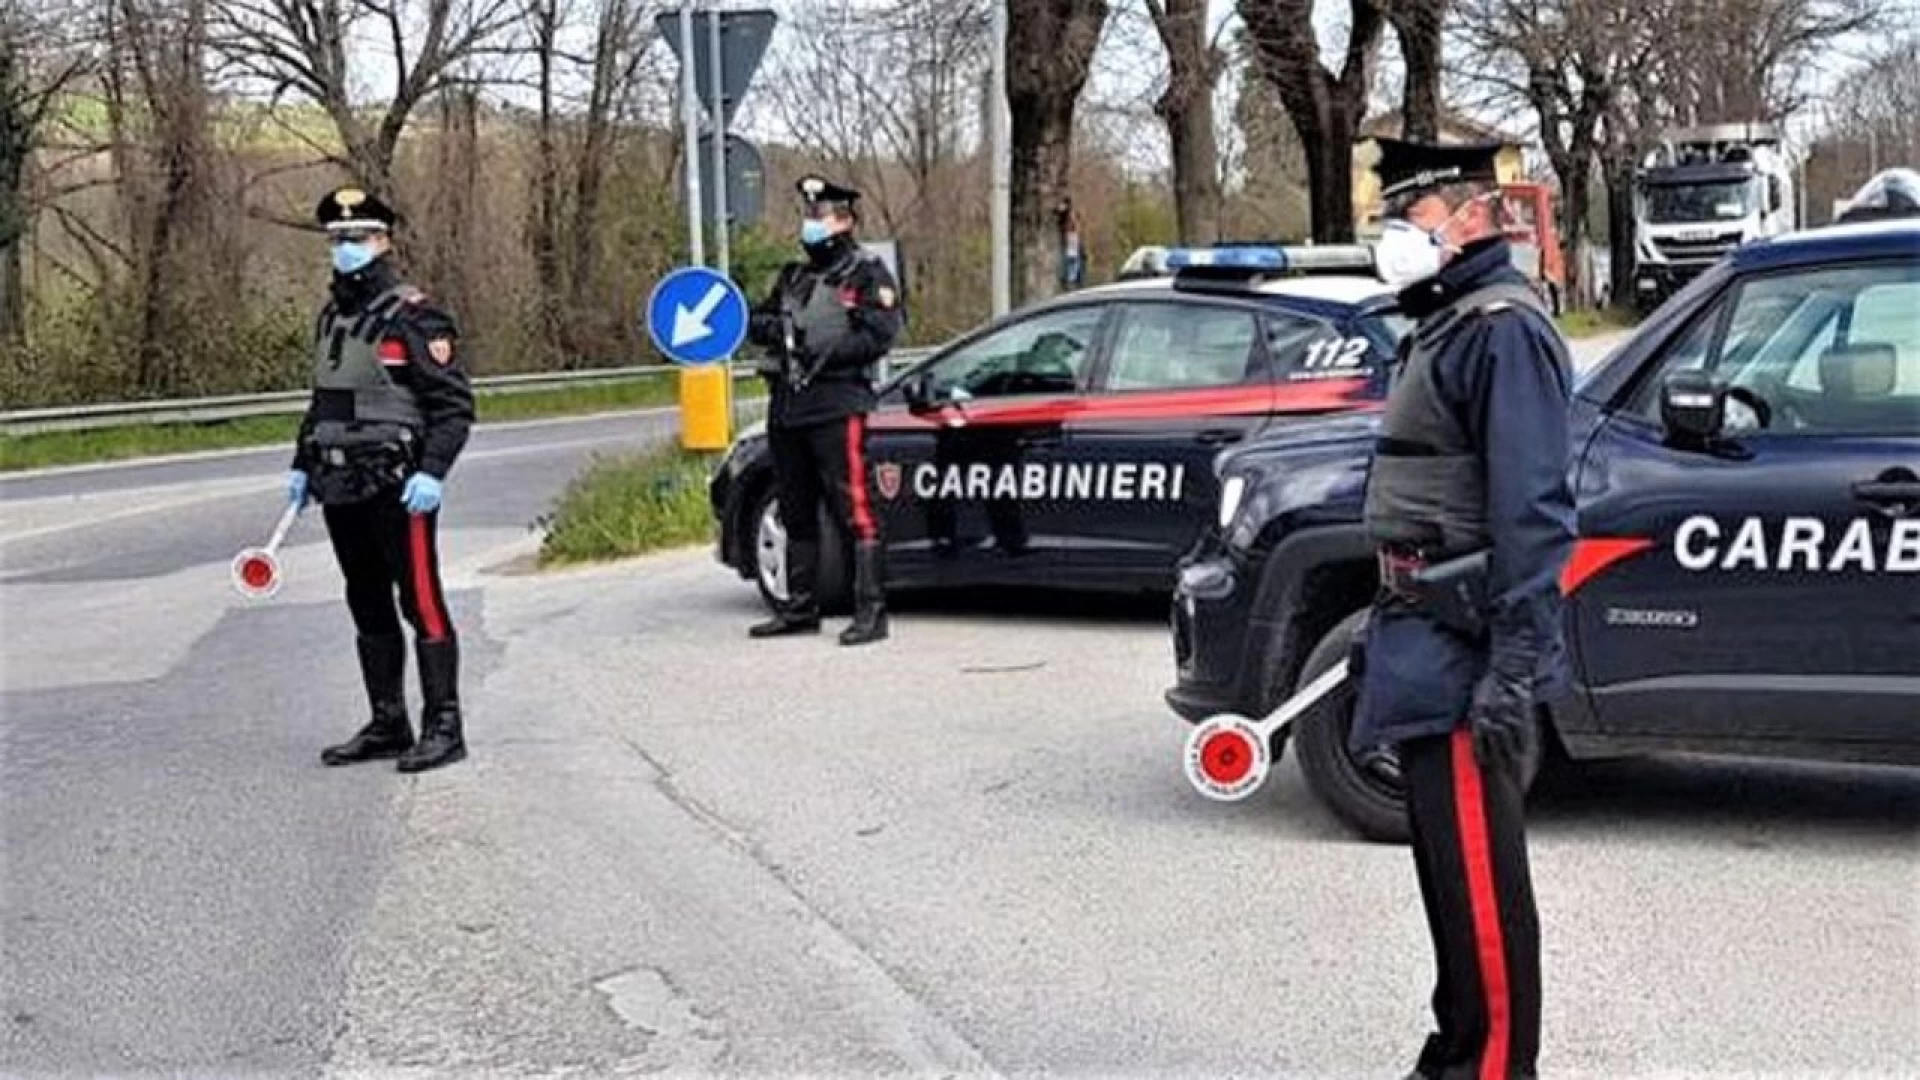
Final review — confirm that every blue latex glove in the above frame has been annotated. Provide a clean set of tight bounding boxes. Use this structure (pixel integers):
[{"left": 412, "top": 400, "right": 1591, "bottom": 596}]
[
  {"left": 286, "top": 470, "right": 309, "bottom": 510},
  {"left": 400, "top": 473, "right": 444, "bottom": 515}
]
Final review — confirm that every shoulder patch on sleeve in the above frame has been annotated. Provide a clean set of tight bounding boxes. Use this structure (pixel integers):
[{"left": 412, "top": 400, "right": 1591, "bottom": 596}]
[
  {"left": 876, "top": 286, "right": 897, "bottom": 309},
  {"left": 427, "top": 338, "right": 455, "bottom": 366}
]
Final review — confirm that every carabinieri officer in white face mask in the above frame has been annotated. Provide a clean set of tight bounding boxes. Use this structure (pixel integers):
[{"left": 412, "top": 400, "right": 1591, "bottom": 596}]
[{"left": 1354, "top": 139, "right": 1577, "bottom": 1080}]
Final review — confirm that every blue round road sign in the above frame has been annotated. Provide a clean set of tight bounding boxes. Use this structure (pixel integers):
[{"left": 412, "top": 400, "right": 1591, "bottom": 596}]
[{"left": 646, "top": 266, "right": 749, "bottom": 366}]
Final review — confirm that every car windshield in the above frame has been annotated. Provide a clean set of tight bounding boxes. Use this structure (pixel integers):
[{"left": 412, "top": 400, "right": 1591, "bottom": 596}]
[{"left": 1646, "top": 181, "right": 1755, "bottom": 224}]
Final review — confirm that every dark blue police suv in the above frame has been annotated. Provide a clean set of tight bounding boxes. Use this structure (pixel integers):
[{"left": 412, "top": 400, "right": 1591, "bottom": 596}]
[
  {"left": 711, "top": 247, "right": 1410, "bottom": 612},
  {"left": 1168, "top": 216, "right": 1920, "bottom": 842}
]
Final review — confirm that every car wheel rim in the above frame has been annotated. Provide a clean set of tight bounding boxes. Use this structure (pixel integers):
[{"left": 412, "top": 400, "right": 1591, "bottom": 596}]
[{"left": 756, "top": 500, "right": 789, "bottom": 602}]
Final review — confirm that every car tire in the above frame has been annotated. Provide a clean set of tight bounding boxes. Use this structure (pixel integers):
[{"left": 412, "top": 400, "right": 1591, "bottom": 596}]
[
  {"left": 749, "top": 485, "right": 851, "bottom": 617},
  {"left": 1293, "top": 609, "right": 1543, "bottom": 844}
]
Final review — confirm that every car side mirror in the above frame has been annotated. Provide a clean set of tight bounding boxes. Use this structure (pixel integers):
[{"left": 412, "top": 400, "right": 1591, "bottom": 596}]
[
  {"left": 1660, "top": 370, "right": 1726, "bottom": 444},
  {"left": 903, "top": 373, "right": 937, "bottom": 414}
]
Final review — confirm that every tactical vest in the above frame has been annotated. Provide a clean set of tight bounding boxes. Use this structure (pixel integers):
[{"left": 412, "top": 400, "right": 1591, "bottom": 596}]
[
  {"left": 1363, "top": 281, "right": 1565, "bottom": 555},
  {"left": 302, "top": 283, "right": 426, "bottom": 505},
  {"left": 783, "top": 252, "right": 881, "bottom": 385},
  {"left": 309, "top": 282, "right": 425, "bottom": 446}
]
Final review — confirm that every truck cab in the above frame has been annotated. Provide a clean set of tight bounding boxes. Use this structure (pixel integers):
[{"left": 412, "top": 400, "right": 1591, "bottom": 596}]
[{"left": 1634, "top": 123, "right": 1799, "bottom": 309}]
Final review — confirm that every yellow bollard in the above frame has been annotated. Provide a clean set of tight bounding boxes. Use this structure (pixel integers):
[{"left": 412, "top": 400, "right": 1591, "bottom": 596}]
[{"left": 679, "top": 363, "right": 732, "bottom": 451}]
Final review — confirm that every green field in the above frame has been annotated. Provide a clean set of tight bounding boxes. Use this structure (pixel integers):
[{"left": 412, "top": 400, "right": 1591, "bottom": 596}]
[{"left": 0, "top": 375, "right": 765, "bottom": 473}]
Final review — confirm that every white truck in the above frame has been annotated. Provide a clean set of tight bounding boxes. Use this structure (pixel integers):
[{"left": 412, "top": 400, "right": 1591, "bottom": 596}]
[{"left": 1633, "top": 122, "right": 1799, "bottom": 311}]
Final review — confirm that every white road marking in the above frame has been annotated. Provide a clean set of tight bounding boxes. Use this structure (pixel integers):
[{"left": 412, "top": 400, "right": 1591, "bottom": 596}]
[{"left": 0, "top": 434, "right": 663, "bottom": 545}]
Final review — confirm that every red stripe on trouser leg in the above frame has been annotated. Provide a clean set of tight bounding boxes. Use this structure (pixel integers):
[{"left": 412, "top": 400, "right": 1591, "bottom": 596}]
[
  {"left": 1451, "top": 729, "right": 1512, "bottom": 1080},
  {"left": 844, "top": 416, "right": 877, "bottom": 543},
  {"left": 409, "top": 514, "right": 449, "bottom": 641}
]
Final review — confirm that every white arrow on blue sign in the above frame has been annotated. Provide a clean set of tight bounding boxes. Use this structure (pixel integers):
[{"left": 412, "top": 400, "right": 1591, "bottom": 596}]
[{"left": 645, "top": 266, "right": 749, "bottom": 366}]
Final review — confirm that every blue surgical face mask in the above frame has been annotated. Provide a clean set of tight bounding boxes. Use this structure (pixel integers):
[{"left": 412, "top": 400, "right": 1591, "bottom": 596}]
[
  {"left": 332, "top": 241, "right": 378, "bottom": 275},
  {"left": 800, "top": 220, "right": 833, "bottom": 246}
]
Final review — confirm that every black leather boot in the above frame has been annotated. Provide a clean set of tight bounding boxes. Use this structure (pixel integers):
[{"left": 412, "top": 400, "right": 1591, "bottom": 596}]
[
  {"left": 323, "top": 634, "right": 414, "bottom": 766},
  {"left": 839, "top": 542, "right": 889, "bottom": 647},
  {"left": 398, "top": 637, "right": 466, "bottom": 773},
  {"left": 750, "top": 537, "right": 821, "bottom": 638}
]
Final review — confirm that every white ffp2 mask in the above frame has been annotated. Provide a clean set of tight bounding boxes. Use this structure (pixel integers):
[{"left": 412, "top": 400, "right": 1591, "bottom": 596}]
[{"left": 1374, "top": 219, "right": 1445, "bottom": 287}]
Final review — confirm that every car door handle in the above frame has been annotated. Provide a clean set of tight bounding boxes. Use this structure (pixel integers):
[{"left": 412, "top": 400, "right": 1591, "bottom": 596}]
[
  {"left": 1852, "top": 480, "right": 1920, "bottom": 508},
  {"left": 1194, "top": 428, "right": 1244, "bottom": 447}
]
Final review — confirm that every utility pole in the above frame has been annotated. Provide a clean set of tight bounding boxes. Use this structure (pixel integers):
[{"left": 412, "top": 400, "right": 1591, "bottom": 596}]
[
  {"left": 679, "top": 0, "right": 704, "bottom": 267},
  {"left": 989, "top": 0, "right": 1010, "bottom": 317},
  {"left": 708, "top": 1, "right": 729, "bottom": 276}
]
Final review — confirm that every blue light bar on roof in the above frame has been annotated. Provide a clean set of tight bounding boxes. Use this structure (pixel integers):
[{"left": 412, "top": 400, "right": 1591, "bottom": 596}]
[{"left": 1163, "top": 244, "right": 1377, "bottom": 273}]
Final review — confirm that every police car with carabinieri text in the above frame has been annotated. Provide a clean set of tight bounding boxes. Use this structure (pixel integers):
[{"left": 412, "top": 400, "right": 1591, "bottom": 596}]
[
  {"left": 711, "top": 245, "right": 1413, "bottom": 611},
  {"left": 1167, "top": 170, "right": 1920, "bottom": 842}
]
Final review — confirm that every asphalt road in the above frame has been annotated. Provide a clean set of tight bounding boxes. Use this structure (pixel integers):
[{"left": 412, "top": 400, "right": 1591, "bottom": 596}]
[{"left": 5, "top": 334, "right": 1916, "bottom": 1077}]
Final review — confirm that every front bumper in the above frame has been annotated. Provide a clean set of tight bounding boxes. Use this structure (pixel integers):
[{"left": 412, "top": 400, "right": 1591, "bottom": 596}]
[
  {"left": 1166, "top": 552, "right": 1264, "bottom": 723},
  {"left": 1633, "top": 263, "right": 1708, "bottom": 306}
]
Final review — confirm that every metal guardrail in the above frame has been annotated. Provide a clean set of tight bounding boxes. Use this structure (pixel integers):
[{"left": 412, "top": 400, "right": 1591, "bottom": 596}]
[{"left": 0, "top": 348, "right": 940, "bottom": 436}]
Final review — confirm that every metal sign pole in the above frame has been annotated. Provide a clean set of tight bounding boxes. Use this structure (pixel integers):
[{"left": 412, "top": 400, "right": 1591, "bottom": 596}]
[
  {"left": 707, "top": 3, "right": 734, "bottom": 437},
  {"left": 679, "top": 1, "right": 704, "bottom": 267},
  {"left": 989, "top": 0, "right": 1010, "bottom": 316},
  {"left": 709, "top": 4, "right": 730, "bottom": 278}
]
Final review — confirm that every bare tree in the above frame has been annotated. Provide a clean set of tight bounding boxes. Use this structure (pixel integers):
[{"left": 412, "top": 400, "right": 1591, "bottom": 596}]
[
  {"left": 1806, "top": 32, "right": 1920, "bottom": 218},
  {"left": 1145, "top": 0, "right": 1224, "bottom": 244},
  {"left": 1007, "top": 0, "right": 1108, "bottom": 304},
  {"left": 1, "top": 4, "right": 90, "bottom": 341},
  {"left": 1239, "top": 0, "right": 1384, "bottom": 243},
  {"left": 99, "top": 0, "right": 224, "bottom": 393},
  {"left": 212, "top": 0, "right": 520, "bottom": 224},
  {"left": 524, "top": 0, "right": 566, "bottom": 360},
  {"left": 569, "top": 0, "right": 650, "bottom": 329},
  {"left": 1455, "top": 0, "right": 1641, "bottom": 307}
]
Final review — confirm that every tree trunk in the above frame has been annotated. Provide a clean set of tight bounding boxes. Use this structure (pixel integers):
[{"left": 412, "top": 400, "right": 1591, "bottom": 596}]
[
  {"left": 1006, "top": 0, "right": 1108, "bottom": 307},
  {"left": 529, "top": 0, "right": 566, "bottom": 365},
  {"left": 1387, "top": 1, "right": 1445, "bottom": 142},
  {"left": 1150, "top": 0, "right": 1222, "bottom": 245},
  {"left": 1300, "top": 108, "right": 1364, "bottom": 243},
  {"left": 1239, "top": 0, "right": 1383, "bottom": 244},
  {"left": 132, "top": 0, "right": 210, "bottom": 396},
  {"left": 569, "top": 0, "right": 630, "bottom": 346},
  {"left": 1010, "top": 106, "right": 1076, "bottom": 305},
  {"left": 1602, "top": 150, "right": 1636, "bottom": 311},
  {"left": 0, "top": 34, "right": 27, "bottom": 343}
]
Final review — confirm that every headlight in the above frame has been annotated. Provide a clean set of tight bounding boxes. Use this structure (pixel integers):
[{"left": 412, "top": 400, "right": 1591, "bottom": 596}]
[{"left": 1218, "top": 475, "right": 1247, "bottom": 530}]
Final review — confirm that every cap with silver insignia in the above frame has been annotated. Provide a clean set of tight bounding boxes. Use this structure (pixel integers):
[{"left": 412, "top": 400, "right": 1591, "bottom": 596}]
[
  {"left": 796, "top": 174, "right": 860, "bottom": 212},
  {"left": 315, "top": 186, "right": 397, "bottom": 232},
  {"left": 1374, "top": 138, "right": 1503, "bottom": 204}
]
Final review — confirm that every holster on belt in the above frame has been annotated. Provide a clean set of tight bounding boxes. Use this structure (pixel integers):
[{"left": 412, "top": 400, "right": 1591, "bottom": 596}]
[
  {"left": 306, "top": 426, "right": 417, "bottom": 505},
  {"left": 1377, "top": 546, "right": 1492, "bottom": 639}
]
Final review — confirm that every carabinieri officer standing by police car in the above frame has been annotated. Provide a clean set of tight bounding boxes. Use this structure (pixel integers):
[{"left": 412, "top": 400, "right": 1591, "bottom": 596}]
[
  {"left": 745, "top": 175, "right": 904, "bottom": 646},
  {"left": 287, "top": 186, "right": 475, "bottom": 773},
  {"left": 1353, "top": 140, "right": 1576, "bottom": 1080}
]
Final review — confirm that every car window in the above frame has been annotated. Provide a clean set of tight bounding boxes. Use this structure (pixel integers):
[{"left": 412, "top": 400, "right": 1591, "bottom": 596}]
[
  {"left": 1102, "top": 302, "right": 1260, "bottom": 391},
  {"left": 1630, "top": 261, "right": 1920, "bottom": 435},
  {"left": 925, "top": 306, "right": 1105, "bottom": 401},
  {"left": 1268, "top": 313, "right": 1378, "bottom": 382}
]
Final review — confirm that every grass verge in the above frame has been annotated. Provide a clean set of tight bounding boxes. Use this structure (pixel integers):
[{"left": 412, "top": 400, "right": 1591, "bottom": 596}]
[
  {"left": 537, "top": 445, "right": 721, "bottom": 567},
  {"left": 0, "top": 374, "right": 762, "bottom": 473},
  {"left": 1556, "top": 307, "right": 1638, "bottom": 339}
]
